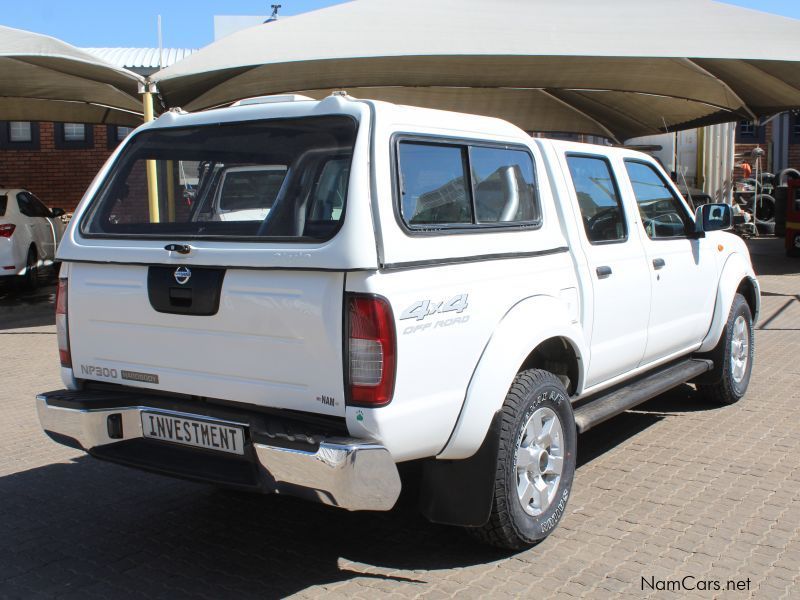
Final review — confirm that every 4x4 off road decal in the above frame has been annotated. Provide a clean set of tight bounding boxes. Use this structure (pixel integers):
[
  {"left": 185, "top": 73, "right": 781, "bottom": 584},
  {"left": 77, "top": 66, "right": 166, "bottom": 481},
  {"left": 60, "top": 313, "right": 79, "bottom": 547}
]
[
  {"left": 400, "top": 294, "right": 469, "bottom": 321},
  {"left": 400, "top": 294, "right": 470, "bottom": 335}
]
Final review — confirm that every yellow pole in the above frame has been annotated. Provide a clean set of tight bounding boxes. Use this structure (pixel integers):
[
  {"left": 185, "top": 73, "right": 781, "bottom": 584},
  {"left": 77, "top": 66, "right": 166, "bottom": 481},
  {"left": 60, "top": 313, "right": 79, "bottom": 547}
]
[
  {"left": 143, "top": 91, "right": 160, "bottom": 223},
  {"left": 696, "top": 127, "right": 706, "bottom": 192},
  {"left": 166, "top": 160, "right": 176, "bottom": 222}
]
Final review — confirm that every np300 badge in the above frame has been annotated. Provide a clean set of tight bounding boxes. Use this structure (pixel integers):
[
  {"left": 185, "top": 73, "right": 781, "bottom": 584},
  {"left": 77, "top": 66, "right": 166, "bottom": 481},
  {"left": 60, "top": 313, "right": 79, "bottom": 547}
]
[{"left": 174, "top": 266, "right": 192, "bottom": 285}]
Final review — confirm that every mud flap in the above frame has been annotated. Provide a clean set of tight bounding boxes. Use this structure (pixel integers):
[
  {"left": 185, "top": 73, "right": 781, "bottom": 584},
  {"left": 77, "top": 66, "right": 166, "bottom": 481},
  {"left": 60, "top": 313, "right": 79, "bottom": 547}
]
[{"left": 419, "top": 411, "right": 502, "bottom": 527}]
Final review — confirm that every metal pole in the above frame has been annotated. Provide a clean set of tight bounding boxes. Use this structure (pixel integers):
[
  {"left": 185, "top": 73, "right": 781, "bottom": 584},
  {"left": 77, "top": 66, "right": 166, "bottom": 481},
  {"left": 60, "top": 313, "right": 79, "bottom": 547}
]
[
  {"left": 143, "top": 91, "right": 160, "bottom": 223},
  {"left": 696, "top": 127, "right": 705, "bottom": 193},
  {"left": 166, "top": 161, "right": 176, "bottom": 221}
]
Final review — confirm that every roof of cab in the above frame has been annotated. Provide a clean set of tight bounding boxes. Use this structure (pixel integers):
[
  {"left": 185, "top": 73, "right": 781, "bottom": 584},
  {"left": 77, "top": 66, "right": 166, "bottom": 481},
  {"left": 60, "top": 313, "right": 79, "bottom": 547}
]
[{"left": 543, "top": 138, "right": 656, "bottom": 163}]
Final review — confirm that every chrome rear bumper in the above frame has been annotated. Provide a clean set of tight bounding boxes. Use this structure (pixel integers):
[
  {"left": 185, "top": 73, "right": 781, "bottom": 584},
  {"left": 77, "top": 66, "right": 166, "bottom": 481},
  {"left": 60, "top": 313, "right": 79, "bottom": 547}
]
[{"left": 36, "top": 392, "right": 401, "bottom": 511}]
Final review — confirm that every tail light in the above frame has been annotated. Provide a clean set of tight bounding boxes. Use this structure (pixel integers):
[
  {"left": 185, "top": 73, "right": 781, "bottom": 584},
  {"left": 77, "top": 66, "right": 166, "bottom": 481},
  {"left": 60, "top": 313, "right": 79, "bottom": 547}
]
[
  {"left": 346, "top": 294, "right": 396, "bottom": 406},
  {"left": 56, "top": 279, "right": 71, "bottom": 368},
  {"left": 0, "top": 224, "right": 15, "bottom": 238}
]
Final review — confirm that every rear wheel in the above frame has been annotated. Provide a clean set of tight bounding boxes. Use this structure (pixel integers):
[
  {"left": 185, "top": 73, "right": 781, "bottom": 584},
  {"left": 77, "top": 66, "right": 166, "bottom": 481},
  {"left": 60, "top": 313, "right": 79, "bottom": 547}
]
[
  {"left": 22, "top": 247, "right": 38, "bottom": 290},
  {"left": 697, "top": 293, "right": 754, "bottom": 405},
  {"left": 469, "top": 369, "right": 576, "bottom": 549}
]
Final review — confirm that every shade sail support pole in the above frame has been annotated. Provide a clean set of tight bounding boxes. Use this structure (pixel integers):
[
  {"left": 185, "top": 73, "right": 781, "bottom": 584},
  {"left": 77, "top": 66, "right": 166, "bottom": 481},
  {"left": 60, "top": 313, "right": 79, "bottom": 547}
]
[{"left": 142, "top": 87, "right": 160, "bottom": 223}]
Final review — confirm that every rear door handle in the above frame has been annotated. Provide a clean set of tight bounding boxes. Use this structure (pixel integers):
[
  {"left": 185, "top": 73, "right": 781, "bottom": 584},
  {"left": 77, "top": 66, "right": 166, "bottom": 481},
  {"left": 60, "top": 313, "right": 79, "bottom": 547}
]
[
  {"left": 596, "top": 266, "right": 613, "bottom": 279},
  {"left": 653, "top": 258, "right": 666, "bottom": 270}
]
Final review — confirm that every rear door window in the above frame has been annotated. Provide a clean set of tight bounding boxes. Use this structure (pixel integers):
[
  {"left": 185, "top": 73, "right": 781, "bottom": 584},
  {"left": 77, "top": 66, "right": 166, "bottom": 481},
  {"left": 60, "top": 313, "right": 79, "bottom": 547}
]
[
  {"left": 17, "top": 192, "right": 49, "bottom": 218},
  {"left": 81, "top": 116, "right": 357, "bottom": 241},
  {"left": 28, "top": 193, "right": 53, "bottom": 218}
]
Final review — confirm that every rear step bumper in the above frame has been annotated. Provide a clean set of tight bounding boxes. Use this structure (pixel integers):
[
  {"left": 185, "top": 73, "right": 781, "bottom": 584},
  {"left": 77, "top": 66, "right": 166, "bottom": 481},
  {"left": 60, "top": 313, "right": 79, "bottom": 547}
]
[{"left": 36, "top": 390, "right": 401, "bottom": 512}]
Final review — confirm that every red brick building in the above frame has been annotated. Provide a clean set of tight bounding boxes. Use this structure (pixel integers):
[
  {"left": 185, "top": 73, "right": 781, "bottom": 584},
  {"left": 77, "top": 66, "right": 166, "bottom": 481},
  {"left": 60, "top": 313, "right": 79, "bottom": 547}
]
[
  {"left": 734, "top": 111, "right": 800, "bottom": 180},
  {"left": 0, "top": 121, "right": 130, "bottom": 213}
]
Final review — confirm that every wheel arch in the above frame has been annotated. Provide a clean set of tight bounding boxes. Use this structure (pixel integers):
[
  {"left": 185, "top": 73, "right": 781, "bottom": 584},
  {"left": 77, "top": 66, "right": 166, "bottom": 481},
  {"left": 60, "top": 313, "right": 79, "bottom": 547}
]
[
  {"left": 699, "top": 251, "right": 760, "bottom": 353},
  {"left": 437, "top": 294, "right": 587, "bottom": 461},
  {"left": 519, "top": 335, "right": 581, "bottom": 396},
  {"left": 736, "top": 276, "right": 759, "bottom": 324},
  {"left": 417, "top": 298, "right": 585, "bottom": 529}
]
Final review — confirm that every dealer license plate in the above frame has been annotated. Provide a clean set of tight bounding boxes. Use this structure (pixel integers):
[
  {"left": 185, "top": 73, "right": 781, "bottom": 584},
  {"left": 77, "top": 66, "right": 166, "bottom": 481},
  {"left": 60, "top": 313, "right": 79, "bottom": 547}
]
[{"left": 141, "top": 412, "right": 245, "bottom": 456}]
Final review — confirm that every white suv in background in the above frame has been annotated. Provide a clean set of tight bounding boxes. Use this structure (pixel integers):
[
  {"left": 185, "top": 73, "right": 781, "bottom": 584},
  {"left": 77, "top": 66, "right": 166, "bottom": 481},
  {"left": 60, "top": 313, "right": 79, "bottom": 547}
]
[{"left": 0, "top": 189, "right": 66, "bottom": 288}]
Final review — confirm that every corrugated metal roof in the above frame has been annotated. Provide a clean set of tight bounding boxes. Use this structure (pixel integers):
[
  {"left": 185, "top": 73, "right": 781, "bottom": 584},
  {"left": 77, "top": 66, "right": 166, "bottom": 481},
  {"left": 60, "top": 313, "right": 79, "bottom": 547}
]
[{"left": 82, "top": 47, "right": 196, "bottom": 69}]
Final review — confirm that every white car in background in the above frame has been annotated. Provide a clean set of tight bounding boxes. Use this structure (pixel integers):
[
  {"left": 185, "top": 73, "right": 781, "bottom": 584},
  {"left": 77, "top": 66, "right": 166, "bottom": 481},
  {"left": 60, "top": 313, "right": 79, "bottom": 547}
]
[
  {"left": 190, "top": 165, "right": 288, "bottom": 222},
  {"left": 0, "top": 189, "right": 66, "bottom": 288}
]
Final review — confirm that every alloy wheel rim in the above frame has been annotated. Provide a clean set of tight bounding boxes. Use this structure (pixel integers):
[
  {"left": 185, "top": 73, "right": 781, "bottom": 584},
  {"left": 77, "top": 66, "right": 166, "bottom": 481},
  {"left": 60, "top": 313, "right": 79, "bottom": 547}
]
[
  {"left": 515, "top": 406, "right": 564, "bottom": 516},
  {"left": 731, "top": 315, "right": 749, "bottom": 384}
]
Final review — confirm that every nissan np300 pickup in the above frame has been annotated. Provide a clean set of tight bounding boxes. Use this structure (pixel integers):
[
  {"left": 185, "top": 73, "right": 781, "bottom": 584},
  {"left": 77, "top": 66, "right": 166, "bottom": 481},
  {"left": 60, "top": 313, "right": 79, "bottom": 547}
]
[{"left": 37, "top": 94, "right": 759, "bottom": 549}]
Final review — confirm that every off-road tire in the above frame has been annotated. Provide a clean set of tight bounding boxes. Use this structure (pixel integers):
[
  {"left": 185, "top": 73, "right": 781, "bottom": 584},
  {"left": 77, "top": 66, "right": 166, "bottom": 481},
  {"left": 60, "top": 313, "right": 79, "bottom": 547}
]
[
  {"left": 697, "top": 293, "right": 754, "bottom": 405},
  {"left": 752, "top": 194, "right": 776, "bottom": 235},
  {"left": 469, "top": 369, "right": 576, "bottom": 549},
  {"left": 22, "top": 247, "right": 38, "bottom": 290}
]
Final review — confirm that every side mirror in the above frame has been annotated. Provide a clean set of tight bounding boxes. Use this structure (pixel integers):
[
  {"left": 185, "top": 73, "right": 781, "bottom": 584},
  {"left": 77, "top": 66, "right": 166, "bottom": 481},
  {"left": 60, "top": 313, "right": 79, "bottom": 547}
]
[
  {"left": 50, "top": 207, "right": 66, "bottom": 217},
  {"left": 695, "top": 203, "right": 732, "bottom": 233}
]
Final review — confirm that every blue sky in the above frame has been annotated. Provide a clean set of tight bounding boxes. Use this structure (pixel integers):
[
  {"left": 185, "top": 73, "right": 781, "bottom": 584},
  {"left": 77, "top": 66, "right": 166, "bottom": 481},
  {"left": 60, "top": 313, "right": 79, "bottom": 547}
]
[{"left": 2, "top": 1, "right": 799, "bottom": 49}]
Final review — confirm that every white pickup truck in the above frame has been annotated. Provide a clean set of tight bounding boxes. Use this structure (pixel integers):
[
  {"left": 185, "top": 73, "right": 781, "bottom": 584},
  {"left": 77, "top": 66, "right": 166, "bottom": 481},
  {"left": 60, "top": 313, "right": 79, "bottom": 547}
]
[{"left": 37, "top": 94, "right": 759, "bottom": 549}]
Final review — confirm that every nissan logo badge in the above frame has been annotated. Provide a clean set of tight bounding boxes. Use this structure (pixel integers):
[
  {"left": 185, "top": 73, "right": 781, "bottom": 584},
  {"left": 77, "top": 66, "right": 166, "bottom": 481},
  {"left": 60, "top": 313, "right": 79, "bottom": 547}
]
[{"left": 174, "top": 266, "right": 192, "bottom": 285}]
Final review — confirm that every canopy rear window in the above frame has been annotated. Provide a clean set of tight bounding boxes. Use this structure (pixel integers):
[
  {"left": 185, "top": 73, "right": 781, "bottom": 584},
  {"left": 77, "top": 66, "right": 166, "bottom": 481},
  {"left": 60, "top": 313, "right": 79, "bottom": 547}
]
[{"left": 81, "top": 116, "right": 357, "bottom": 241}]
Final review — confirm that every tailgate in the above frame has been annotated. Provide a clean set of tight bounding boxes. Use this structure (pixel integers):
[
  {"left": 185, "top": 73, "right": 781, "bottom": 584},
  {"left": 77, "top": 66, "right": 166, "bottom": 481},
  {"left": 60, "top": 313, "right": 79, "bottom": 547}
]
[{"left": 68, "top": 262, "right": 346, "bottom": 416}]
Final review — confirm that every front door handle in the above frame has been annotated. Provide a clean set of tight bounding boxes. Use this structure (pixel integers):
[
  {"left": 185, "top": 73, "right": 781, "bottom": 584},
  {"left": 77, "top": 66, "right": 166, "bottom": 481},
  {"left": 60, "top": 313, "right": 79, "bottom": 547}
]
[
  {"left": 653, "top": 258, "right": 666, "bottom": 270},
  {"left": 596, "top": 265, "right": 613, "bottom": 279}
]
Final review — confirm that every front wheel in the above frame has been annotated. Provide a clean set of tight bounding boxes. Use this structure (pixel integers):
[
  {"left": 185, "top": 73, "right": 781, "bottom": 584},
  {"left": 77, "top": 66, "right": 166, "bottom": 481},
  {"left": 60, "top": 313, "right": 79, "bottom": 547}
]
[
  {"left": 469, "top": 369, "right": 576, "bottom": 549},
  {"left": 697, "top": 293, "right": 754, "bottom": 405}
]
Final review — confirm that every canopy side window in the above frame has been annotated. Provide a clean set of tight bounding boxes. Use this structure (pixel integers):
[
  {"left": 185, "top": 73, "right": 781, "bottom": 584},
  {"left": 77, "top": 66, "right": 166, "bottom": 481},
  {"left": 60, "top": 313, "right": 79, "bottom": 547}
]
[{"left": 395, "top": 137, "right": 541, "bottom": 233}]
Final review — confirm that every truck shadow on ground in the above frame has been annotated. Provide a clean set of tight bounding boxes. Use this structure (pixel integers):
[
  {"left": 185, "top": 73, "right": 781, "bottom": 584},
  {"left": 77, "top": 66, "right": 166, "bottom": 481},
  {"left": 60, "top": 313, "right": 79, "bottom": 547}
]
[
  {"left": 0, "top": 277, "right": 57, "bottom": 330},
  {"left": 747, "top": 237, "right": 800, "bottom": 276},
  {"left": 0, "top": 386, "right": 722, "bottom": 598},
  {"left": 576, "top": 383, "right": 719, "bottom": 467}
]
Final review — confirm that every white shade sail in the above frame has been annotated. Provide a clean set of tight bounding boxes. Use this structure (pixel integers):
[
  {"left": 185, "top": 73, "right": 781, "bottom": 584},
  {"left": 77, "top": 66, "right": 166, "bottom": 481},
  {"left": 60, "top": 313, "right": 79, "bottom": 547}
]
[
  {"left": 0, "top": 25, "right": 144, "bottom": 125},
  {"left": 153, "top": 0, "right": 800, "bottom": 140}
]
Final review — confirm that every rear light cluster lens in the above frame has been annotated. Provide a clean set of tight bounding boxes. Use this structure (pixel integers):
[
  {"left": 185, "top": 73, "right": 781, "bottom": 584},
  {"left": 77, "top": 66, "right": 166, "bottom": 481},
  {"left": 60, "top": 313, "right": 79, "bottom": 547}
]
[
  {"left": 0, "top": 224, "right": 15, "bottom": 238},
  {"left": 56, "top": 279, "right": 71, "bottom": 368},
  {"left": 347, "top": 294, "right": 396, "bottom": 406}
]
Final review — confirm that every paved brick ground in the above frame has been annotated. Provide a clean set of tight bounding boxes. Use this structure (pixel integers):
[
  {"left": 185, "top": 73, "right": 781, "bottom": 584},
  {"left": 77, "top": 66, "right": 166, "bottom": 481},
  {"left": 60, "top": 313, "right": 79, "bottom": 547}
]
[{"left": 0, "top": 239, "right": 798, "bottom": 599}]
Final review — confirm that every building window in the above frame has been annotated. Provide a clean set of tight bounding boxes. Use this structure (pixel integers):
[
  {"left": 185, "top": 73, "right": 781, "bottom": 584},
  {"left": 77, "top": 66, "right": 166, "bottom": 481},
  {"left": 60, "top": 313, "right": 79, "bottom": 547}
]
[
  {"left": 736, "top": 120, "right": 765, "bottom": 144},
  {"left": 107, "top": 125, "right": 135, "bottom": 149},
  {"left": 9, "top": 121, "right": 32, "bottom": 142},
  {"left": 63, "top": 123, "right": 85, "bottom": 141},
  {"left": 54, "top": 122, "right": 94, "bottom": 149},
  {"left": 0, "top": 121, "right": 40, "bottom": 150},
  {"left": 117, "top": 126, "right": 134, "bottom": 140},
  {"left": 791, "top": 112, "right": 800, "bottom": 144}
]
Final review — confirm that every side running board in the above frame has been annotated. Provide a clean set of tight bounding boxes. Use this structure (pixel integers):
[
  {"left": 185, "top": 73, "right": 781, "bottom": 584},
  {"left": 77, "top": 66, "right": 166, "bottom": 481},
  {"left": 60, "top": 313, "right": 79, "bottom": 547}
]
[{"left": 573, "top": 358, "right": 713, "bottom": 433}]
